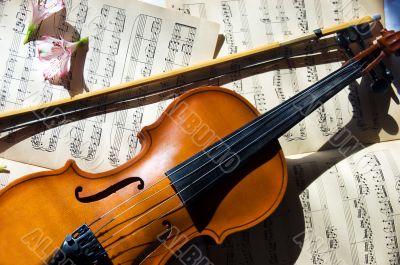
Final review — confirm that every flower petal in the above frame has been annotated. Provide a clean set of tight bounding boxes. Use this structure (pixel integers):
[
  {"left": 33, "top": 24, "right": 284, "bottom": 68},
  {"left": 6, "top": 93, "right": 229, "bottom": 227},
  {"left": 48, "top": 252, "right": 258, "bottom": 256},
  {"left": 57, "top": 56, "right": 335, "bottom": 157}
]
[
  {"left": 36, "top": 37, "right": 66, "bottom": 60},
  {"left": 31, "top": 0, "right": 65, "bottom": 25},
  {"left": 35, "top": 36, "right": 87, "bottom": 87},
  {"left": 59, "top": 52, "right": 72, "bottom": 78}
]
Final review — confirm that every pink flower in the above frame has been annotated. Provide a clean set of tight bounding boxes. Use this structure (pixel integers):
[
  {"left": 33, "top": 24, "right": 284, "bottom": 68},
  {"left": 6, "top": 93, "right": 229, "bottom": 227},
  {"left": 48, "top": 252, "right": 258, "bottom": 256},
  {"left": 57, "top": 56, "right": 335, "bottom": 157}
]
[
  {"left": 24, "top": 0, "right": 65, "bottom": 44},
  {"left": 36, "top": 36, "right": 88, "bottom": 86}
]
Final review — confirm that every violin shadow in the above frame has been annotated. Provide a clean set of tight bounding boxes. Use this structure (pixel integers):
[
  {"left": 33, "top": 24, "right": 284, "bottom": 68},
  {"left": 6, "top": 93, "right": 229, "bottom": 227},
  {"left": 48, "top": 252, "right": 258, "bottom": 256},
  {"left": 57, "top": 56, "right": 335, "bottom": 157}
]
[
  {"left": 389, "top": 55, "right": 400, "bottom": 101},
  {"left": 171, "top": 56, "right": 399, "bottom": 264}
]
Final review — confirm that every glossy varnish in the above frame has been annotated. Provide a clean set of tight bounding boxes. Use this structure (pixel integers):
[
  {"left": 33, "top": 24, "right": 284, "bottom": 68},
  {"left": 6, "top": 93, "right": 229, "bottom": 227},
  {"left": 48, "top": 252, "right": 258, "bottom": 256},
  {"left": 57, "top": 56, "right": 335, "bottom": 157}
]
[{"left": 0, "top": 87, "right": 287, "bottom": 264}]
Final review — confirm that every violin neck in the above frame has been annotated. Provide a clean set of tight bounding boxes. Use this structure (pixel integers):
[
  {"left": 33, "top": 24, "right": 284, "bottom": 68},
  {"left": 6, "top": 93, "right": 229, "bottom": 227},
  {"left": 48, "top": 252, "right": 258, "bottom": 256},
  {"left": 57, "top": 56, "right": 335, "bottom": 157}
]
[
  {"left": 246, "top": 60, "right": 366, "bottom": 152},
  {"left": 167, "top": 58, "right": 367, "bottom": 231}
]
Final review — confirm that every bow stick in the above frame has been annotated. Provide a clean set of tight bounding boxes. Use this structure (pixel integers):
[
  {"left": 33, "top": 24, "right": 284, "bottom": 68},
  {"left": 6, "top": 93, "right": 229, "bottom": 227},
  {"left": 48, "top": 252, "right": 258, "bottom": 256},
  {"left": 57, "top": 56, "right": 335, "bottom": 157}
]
[{"left": 0, "top": 15, "right": 382, "bottom": 133}]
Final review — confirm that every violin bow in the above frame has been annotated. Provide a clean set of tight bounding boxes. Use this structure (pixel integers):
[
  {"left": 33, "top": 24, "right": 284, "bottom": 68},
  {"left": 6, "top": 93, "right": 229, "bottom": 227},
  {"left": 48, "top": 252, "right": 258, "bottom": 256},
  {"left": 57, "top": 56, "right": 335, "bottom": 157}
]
[{"left": 0, "top": 15, "right": 382, "bottom": 133}]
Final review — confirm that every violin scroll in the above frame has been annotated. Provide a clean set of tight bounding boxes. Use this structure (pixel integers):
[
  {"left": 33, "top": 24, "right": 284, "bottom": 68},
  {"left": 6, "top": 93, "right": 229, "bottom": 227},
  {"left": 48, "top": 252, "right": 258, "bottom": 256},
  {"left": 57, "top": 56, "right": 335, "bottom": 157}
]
[
  {"left": 369, "top": 29, "right": 400, "bottom": 92},
  {"left": 377, "top": 29, "right": 400, "bottom": 56},
  {"left": 346, "top": 28, "right": 399, "bottom": 93}
]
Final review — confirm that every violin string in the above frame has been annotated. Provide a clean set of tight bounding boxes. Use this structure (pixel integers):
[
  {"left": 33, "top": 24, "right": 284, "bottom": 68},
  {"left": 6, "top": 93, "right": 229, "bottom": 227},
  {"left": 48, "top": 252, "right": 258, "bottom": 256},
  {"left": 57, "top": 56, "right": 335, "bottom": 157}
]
[
  {"left": 88, "top": 54, "right": 331, "bottom": 228},
  {"left": 90, "top": 80, "right": 311, "bottom": 233},
  {"left": 90, "top": 75, "right": 305, "bottom": 225},
  {"left": 103, "top": 79, "right": 344, "bottom": 249},
  {"left": 89, "top": 91, "right": 272, "bottom": 227},
  {"left": 93, "top": 107, "right": 270, "bottom": 237},
  {"left": 95, "top": 97, "right": 300, "bottom": 246},
  {"left": 96, "top": 57, "right": 364, "bottom": 255},
  {"left": 88, "top": 43, "right": 341, "bottom": 227},
  {"left": 105, "top": 201, "right": 185, "bottom": 252},
  {"left": 93, "top": 183, "right": 171, "bottom": 235},
  {"left": 97, "top": 60, "right": 357, "bottom": 250},
  {"left": 89, "top": 176, "right": 173, "bottom": 227},
  {"left": 89, "top": 59, "right": 363, "bottom": 244}
]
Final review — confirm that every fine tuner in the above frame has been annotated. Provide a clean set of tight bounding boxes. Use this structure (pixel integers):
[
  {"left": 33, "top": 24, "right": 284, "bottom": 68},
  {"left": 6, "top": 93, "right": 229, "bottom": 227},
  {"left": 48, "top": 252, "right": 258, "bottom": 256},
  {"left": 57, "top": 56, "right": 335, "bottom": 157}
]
[{"left": 0, "top": 14, "right": 399, "bottom": 264}]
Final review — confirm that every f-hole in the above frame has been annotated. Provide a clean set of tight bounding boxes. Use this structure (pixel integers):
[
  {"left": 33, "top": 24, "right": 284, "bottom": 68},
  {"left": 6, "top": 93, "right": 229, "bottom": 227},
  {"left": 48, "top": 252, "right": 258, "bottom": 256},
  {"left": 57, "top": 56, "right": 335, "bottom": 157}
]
[{"left": 75, "top": 177, "right": 145, "bottom": 203}]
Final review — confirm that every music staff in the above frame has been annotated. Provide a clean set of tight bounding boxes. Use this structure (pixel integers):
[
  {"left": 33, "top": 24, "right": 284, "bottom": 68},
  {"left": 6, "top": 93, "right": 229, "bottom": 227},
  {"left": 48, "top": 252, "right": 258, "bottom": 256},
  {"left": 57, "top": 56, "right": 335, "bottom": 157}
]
[
  {"left": 0, "top": 0, "right": 10, "bottom": 24},
  {"left": 180, "top": 3, "right": 207, "bottom": 18},
  {"left": 357, "top": 153, "right": 400, "bottom": 264},
  {"left": 70, "top": 114, "right": 104, "bottom": 161},
  {"left": 30, "top": 84, "right": 66, "bottom": 152},
  {"left": 219, "top": 0, "right": 268, "bottom": 112},
  {"left": 72, "top": 5, "right": 125, "bottom": 161},
  {"left": 86, "top": 5, "right": 126, "bottom": 88},
  {"left": 274, "top": 69, "right": 307, "bottom": 141},
  {"left": 262, "top": 0, "right": 307, "bottom": 140},
  {"left": 276, "top": 0, "right": 291, "bottom": 36},
  {"left": 0, "top": 0, "right": 32, "bottom": 144},
  {"left": 349, "top": 155, "right": 379, "bottom": 264},
  {"left": 334, "top": 164, "right": 362, "bottom": 264},
  {"left": 157, "top": 23, "right": 196, "bottom": 114},
  {"left": 221, "top": 1, "right": 241, "bottom": 91},
  {"left": 109, "top": 107, "right": 144, "bottom": 167},
  {"left": 109, "top": 14, "right": 163, "bottom": 167},
  {"left": 293, "top": 162, "right": 340, "bottom": 264},
  {"left": 64, "top": 0, "right": 89, "bottom": 41},
  {"left": 164, "top": 23, "right": 196, "bottom": 71},
  {"left": 30, "top": 0, "right": 89, "bottom": 153},
  {"left": 123, "top": 15, "right": 162, "bottom": 82},
  {"left": 315, "top": 178, "right": 340, "bottom": 263},
  {"left": 312, "top": 0, "right": 344, "bottom": 136}
]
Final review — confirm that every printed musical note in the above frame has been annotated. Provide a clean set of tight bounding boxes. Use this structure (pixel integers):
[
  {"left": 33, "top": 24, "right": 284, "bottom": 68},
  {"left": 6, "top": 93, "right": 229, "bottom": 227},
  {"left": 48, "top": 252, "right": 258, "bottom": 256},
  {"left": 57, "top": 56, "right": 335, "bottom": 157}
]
[
  {"left": 181, "top": 3, "right": 207, "bottom": 18},
  {"left": 123, "top": 15, "right": 162, "bottom": 82},
  {"left": 109, "top": 107, "right": 144, "bottom": 167},
  {"left": 30, "top": 84, "right": 66, "bottom": 152},
  {"left": 156, "top": 23, "right": 197, "bottom": 115},
  {"left": 167, "top": 1, "right": 399, "bottom": 265},
  {"left": 0, "top": 0, "right": 33, "bottom": 144},
  {"left": 109, "top": 14, "right": 163, "bottom": 167},
  {"left": 0, "top": 0, "right": 219, "bottom": 172},
  {"left": 87, "top": 5, "right": 126, "bottom": 88},
  {"left": 274, "top": 69, "right": 307, "bottom": 141},
  {"left": 0, "top": 0, "right": 11, "bottom": 25},
  {"left": 30, "top": 0, "right": 89, "bottom": 153},
  {"left": 168, "top": 0, "right": 394, "bottom": 155},
  {"left": 307, "top": 0, "right": 344, "bottom": 136},
  {"left": 164, "top": 23, "right": 197, "bottom": 71}
]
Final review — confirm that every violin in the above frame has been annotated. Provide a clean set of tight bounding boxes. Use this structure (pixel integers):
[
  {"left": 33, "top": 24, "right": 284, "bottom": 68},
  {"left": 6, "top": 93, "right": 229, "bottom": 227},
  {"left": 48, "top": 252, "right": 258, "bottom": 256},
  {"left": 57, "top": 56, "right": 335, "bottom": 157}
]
[{"left": 0, "top": 25, "right": 399, "bottom": 265}]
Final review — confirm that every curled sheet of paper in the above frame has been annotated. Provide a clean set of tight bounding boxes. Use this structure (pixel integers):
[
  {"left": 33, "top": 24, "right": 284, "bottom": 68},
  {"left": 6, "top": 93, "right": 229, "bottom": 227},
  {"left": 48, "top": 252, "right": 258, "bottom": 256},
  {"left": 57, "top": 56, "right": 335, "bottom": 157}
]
[
  {"left": 167, "top": 0, "right": 400, "bottom": 157},
  {"left": 0, "top": 0, "right": 219, "bottom": 172},
  {"left": 207, "top": 141, "right": 400, "bottom": 265},
  {"left": 0, "top": 158, "right": 47, "bottom": 189}
]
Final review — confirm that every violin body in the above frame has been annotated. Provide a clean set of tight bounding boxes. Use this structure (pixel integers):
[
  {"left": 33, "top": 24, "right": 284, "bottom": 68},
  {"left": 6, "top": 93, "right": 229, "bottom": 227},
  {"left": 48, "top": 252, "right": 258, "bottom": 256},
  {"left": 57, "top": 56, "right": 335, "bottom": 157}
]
[
  {"left": 0, "top": 87, "right": 287, "bottom": 265},
  {"left": 0, "top": 20, "right": 398, "bottom": 265},
  {"left": 0, "top": 87, "right": 287, "bottom": 264}
]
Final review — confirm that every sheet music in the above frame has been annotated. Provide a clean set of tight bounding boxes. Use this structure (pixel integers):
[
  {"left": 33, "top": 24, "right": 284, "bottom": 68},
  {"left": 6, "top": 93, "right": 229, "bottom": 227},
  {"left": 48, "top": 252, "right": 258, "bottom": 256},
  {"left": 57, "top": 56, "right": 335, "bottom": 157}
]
[
  {"left": 0, "top": 0, "right": 219, "bottom": 171},
  {"left": 207, "top": 140, "right": 400, "bottom": 265},
  {"left": 0, "top": 158, "right": 47, "bottom": 189},
  {"left": 166, "top": 0, "right": 400, "bottom": 156}
]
